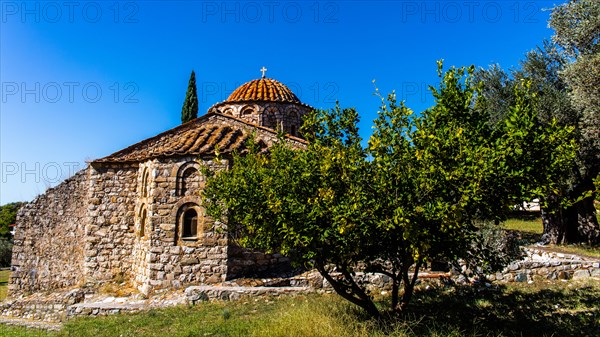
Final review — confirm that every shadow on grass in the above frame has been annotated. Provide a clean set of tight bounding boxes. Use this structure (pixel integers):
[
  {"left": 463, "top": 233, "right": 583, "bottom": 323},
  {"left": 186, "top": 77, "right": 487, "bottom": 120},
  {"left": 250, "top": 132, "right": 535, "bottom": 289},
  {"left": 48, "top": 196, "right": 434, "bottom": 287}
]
[
  {"left": 369, "top": 282, "right": 600, "bottom": 337},
  {"left": 505, "top": 229, "right": 542, "bottom": 245},
  {"left": 508, "top": 210, "right": 541, "bottom": 221}
]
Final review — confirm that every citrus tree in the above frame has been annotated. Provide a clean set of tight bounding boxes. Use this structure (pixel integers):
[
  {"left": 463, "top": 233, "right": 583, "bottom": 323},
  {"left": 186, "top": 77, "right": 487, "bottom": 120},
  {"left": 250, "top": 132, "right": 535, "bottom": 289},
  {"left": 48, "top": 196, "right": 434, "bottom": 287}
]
[{"left": 203, "top": 64, "right": 575, "bottom": 316}]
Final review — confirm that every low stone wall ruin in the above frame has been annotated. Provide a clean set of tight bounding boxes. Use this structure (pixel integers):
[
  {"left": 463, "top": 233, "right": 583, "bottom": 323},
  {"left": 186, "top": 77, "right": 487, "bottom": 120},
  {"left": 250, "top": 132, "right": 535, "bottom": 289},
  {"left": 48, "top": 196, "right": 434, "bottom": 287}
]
[
  {"left": 487, "top": 247, "right": 600, "bottom": 282},
  {"left": 0, "top": 289, "right": 84, "bottom": 323},
  {"left": 185, "top": 285, "right": 313, "bottom": 304}
]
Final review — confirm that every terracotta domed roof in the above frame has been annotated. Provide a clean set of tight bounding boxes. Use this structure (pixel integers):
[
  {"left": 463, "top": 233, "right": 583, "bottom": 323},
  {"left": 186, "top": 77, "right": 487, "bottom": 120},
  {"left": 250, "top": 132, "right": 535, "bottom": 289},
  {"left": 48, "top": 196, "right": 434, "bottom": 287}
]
[{"left": 225, "top": 78, "right": 301, "bottom": 104}]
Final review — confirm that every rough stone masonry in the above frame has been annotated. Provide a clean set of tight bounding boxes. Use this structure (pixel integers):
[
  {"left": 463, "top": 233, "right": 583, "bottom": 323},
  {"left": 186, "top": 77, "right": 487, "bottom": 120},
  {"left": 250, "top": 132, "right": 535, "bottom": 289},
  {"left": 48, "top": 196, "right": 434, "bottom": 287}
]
[{"left": 9, "top": 77, "right": 311, "bottom": 298}]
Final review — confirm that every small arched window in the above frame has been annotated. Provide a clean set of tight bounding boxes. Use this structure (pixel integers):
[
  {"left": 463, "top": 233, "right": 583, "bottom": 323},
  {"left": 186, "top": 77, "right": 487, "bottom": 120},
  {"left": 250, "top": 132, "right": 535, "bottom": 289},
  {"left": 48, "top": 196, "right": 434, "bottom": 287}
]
[
  {"left": 182, "top": 209, "right": 198, "bottom": 238},
  {"left": 176, "top": 162, "right": 202, "bottom": 197},
  {"left": 139, "top": 206, "right": 147, "bottom": 238},
  {"left": 141, "top": 167, "right": 149, "bottom": 197},
  {"left": 175, "top": 203, "right": 203, "bottom": 245}
]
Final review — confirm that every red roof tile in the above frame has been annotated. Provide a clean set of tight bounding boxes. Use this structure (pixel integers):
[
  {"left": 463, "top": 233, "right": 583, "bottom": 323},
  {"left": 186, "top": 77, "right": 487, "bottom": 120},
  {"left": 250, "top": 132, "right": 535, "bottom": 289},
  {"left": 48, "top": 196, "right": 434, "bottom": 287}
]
[
  {"left": 225, "top": 78, "right": 301, "bottom": 103},
  {"left": 93, "top": 113, "right": 305, "bottom": 164}
]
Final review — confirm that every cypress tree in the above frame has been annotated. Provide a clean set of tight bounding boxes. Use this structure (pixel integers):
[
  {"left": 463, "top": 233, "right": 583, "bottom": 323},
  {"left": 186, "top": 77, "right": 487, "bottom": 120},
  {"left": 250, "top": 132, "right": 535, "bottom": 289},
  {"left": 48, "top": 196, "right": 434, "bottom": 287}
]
[{"left": 181, "top": 70, "right": 199, "bottom": 124}]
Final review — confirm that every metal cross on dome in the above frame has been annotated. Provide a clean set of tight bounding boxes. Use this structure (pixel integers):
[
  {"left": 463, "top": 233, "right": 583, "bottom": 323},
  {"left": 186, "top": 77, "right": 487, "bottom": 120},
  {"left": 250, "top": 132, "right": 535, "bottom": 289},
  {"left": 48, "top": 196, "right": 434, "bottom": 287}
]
[{"left": 260, "top": 66, "right": 268, "bottom": 78}]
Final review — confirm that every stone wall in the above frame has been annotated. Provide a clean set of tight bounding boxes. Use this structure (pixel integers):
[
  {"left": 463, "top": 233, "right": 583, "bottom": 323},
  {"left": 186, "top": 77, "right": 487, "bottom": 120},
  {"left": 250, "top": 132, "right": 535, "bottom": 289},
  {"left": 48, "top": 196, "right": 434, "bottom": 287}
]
[
  {"left": 185, "top": 285, "right": 312, "bottom": 304},
  {"left": 128, "top": 155, "right": 295, "bottom": 294},
  {"left": 9, "top": 170, "right": 89, "bottom": 296},
  {"left": 84, "top": 164, "right": 138, "bottom": 283},
  {"left": 227, "top": 246, "right": 291, "bottom": 279},
  {"left": 130, "top": 161, "right": 153, "bottom": 294},
  {"left": 131, "top": 156, "right": 230, "bottom": 294}
]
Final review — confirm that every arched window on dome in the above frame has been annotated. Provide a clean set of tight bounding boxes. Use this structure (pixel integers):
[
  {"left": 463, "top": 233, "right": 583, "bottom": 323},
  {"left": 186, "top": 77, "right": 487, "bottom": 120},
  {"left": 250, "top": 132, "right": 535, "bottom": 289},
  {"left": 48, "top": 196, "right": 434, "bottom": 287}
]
[
  {"left": 262, "top": 106, "right": 279, "bottom": 130},
  {"left": 285, "top": 107, "right": 301, "bottom": 137},
  {"left": 241, "top": 107, "right": 254, "bottom": 116},
  {"left": 264, "top": 114, "right": 276, "bottom": 130}
]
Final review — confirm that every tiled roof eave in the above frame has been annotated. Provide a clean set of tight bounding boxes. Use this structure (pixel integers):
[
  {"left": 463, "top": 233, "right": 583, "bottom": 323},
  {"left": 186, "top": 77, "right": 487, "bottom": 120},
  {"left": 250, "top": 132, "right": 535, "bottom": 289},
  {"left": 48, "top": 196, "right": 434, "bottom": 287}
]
[
  {"left": 91, "top": 112, "right": 307, "bottom": 165},
  {"left": 90, "top": 150, "right": 237, "bottom": 166}
]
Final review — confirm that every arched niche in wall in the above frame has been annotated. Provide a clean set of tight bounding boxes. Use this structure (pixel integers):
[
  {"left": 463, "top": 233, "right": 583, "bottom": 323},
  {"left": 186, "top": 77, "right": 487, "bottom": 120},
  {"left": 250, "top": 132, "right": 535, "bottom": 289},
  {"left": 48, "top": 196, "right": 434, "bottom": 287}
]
[
  {"left": 176, "top": 161, "right": 203, "bottom": 197},
  {"left": 222, "top": 107, "right": 235, "bottom": 117},
  {"left": 241, "top": 105, "right": 255, "bottom": 117}
]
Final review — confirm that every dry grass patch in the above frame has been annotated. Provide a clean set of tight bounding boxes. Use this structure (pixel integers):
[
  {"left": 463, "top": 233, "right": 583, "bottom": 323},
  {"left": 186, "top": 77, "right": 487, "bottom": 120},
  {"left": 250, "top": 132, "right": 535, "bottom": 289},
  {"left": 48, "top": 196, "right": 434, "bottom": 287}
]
[
  {"left": 0, "top": 270, "right": 10, "bottom": 301},
  {"left": 545, "top": 244, "right": 600, "bottom": 259}
]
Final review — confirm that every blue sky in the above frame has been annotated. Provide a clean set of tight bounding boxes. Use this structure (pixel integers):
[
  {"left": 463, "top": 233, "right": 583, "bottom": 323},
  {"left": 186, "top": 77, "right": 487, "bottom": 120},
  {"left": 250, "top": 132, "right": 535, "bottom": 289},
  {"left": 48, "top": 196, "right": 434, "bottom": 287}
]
[{"left": 1, "top": 0, "right": 559, "bottom": 204}]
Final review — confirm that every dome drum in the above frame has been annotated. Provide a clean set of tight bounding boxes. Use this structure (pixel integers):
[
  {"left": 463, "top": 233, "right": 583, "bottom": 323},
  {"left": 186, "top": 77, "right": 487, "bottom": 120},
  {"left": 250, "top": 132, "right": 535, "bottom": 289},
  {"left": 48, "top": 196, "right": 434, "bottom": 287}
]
[{"left": 208, "top": 78, "right": 313, "bottom": 138}]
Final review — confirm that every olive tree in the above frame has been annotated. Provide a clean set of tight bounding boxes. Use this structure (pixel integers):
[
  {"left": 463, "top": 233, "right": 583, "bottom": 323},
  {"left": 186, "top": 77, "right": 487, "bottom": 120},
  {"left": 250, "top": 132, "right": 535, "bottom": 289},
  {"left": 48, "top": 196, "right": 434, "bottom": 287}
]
[
  {"left": 549, "top": 0, "right": 600, "bottom": 243},
  {"left": 473, "top": 0, "right": 600, "bottom": 244}
]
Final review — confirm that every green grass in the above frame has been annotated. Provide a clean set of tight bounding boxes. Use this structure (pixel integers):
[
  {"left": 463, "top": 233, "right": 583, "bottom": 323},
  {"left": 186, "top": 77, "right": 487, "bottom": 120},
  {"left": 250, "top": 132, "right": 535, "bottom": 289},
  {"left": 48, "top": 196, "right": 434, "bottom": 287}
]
[
  {"left": 0, "top": 270, "right": 9, "bottom": 301},
  {"left": 502, "top": 216, "right": 544, "bottom": 245},
  {"left": 1, "top": 279, "right": 599, "bottom": 337},
  {"left": 503, "top": 217, "right": 543, "bottom": 235}
]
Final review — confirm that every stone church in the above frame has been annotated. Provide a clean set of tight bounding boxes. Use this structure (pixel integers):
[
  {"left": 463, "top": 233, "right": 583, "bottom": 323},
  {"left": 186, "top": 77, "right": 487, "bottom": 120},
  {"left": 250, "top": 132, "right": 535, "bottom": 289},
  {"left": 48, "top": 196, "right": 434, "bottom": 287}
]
[{"left": 10, "top": 75, "right": 312, "bottom": 296}]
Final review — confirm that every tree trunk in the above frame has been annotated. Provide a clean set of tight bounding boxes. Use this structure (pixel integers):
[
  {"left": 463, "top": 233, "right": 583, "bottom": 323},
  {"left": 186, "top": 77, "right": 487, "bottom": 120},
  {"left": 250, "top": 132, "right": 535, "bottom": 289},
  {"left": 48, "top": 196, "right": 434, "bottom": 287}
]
[
  {"left": 569, "top": 195, "right": 599, "bottom": 244},
  {"left": 314, "top": 260, "right": 380, "bottom": 317},
  {"left": 398, "top": 260, "right": 422, "bottom": 312},
  {"left": 542, "top": 178, "right": 599, "bottom": 245},
  {"left": 391, "top": 276, "right": 399, "bottom": 310},
  {"left": 541, "top": 194, "right": 566, "bottom": 244}
]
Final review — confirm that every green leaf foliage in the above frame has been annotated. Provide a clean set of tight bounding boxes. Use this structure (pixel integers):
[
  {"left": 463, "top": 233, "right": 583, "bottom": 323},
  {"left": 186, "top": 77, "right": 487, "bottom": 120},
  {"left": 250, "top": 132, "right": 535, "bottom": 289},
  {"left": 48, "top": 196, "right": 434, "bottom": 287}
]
[
  {"left": 547, "top": 0, "right": 600, "bottom": 244},
  {"left": 550, "top": 0, "right": 600, "bottom": 170}
]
